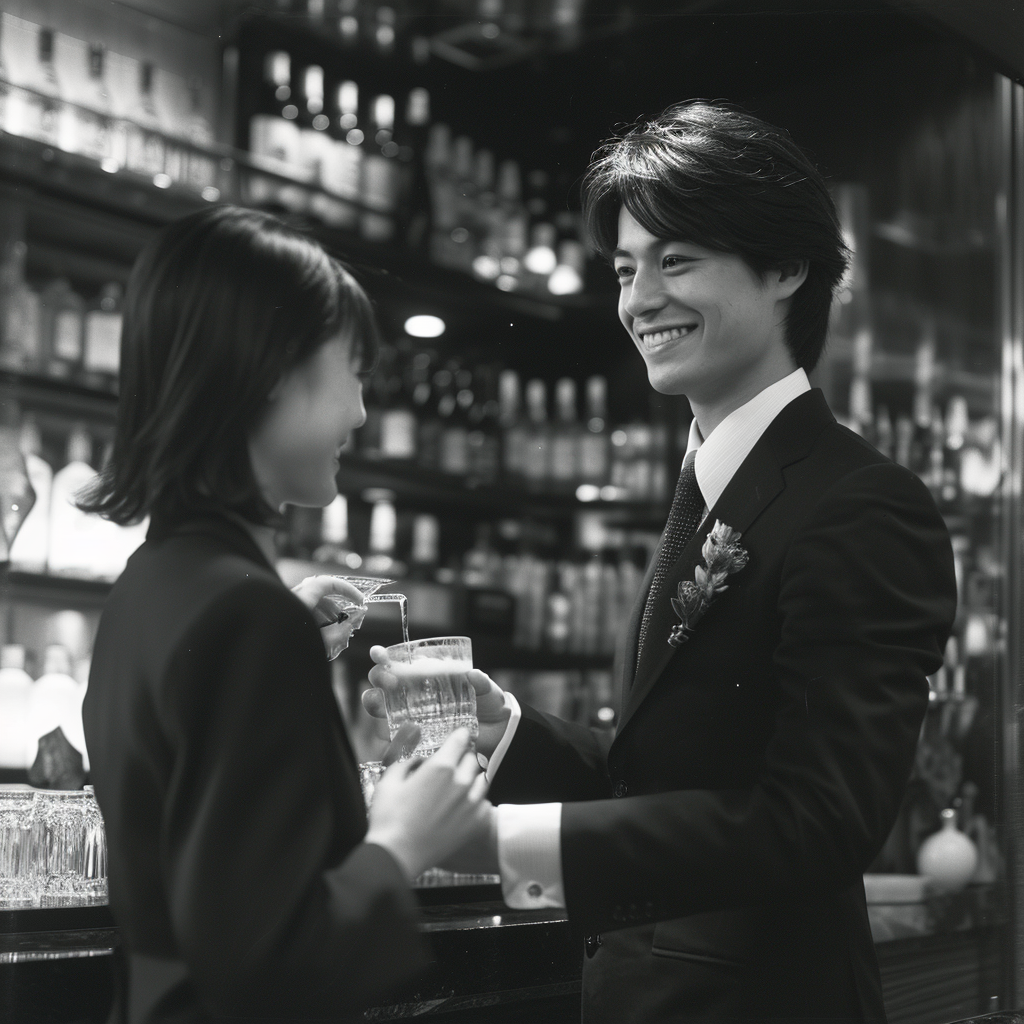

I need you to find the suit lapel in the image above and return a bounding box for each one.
[616,389,835,736]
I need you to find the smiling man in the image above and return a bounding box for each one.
[368,100,958,1023]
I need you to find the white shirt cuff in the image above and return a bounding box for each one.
[484,690,521,783]
[496,801,565,909]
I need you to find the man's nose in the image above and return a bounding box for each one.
[622,265,666,321]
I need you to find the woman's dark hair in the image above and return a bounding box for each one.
[79,205,379,527]
[582,99,849,372]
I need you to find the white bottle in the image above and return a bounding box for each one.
[9,413,52,573]
[26,643,88,771]
[47,424,101,577]
[0,643,33,769]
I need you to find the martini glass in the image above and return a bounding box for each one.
[319,576,409,644]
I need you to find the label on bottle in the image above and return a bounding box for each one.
[380,409,417,459]
[440,425,469,475]
[363,154,400,212]
[53,310,83,363]
[249,114,301,171]
[84,310,121,374]
[550,434,577,482]
[579,433,608,483]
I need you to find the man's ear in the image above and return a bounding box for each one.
[775,260,809,298]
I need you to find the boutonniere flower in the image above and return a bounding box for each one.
[668,521,749,647]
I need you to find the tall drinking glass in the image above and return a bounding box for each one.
[0,787,39,908]
[378,636,477,758]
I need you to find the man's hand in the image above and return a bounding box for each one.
[363,645,512,760]
[290,575,367,660]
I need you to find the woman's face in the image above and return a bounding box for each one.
[248,331,366,510]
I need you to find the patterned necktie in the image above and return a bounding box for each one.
[636,451,705,662]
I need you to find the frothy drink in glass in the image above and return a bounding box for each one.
[381,637,477,757]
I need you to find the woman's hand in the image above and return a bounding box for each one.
[290,575,367,660]
[364,728,494,881]
[363,645,512,760]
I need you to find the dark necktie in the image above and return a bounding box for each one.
[636,451,705,661]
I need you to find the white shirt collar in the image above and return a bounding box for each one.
[686,368,811,512]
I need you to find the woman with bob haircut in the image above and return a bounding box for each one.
[81,205,491,1024]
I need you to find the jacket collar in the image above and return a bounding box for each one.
[147,510,277,575]
[616,388,835,736]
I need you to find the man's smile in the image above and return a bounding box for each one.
[638,324,699,349]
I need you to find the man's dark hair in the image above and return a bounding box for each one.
[582,99,849,372]
[79,205,379,528]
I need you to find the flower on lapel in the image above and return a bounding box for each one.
[668,521,749,647]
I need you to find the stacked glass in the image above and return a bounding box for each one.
[0,785,107,908]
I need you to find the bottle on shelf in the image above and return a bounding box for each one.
[579,375,610,486]
[0,643,32,769]
[249,50,300,171]
[39,278,85,381]
[0,234,40,372]
[26,642,88,773]
[496,159,528,289]
[498,368,527,483]
[550,377,582,487]
[398,86,431,249]
[313,493,362,569]
[317,78,362,230]
[47,423,101,578]
[82,281,123,390]
[426,123,459,267]
[439,363,472,476]
[0,402,35,562]
[360,93,401,241]
[522,378,550,487]
[362,490,406,577]
[10,25,62,148]
[9,413,52,573]
[124,60,166,177]
[378,355,417,461]
[296,63,331,187]
[408,512,440,580]
[467,364,501,486]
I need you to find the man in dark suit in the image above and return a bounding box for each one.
[368,100,957,1022]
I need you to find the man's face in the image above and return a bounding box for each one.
[613,207,802,409]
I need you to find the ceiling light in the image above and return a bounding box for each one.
[404,314,445,337]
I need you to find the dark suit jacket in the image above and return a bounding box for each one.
[489,389,957,1023]
[83,513,428,1024]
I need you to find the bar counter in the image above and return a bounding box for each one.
[0,882,1015,1023]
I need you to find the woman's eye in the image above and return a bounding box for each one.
[663,255,690,269]
[614,264,634,279]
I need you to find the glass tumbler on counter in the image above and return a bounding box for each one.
[379,636,477,758]
[0,787,39,908]
[36,787,107,907]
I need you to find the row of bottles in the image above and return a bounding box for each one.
[4,411,147,580]
[284,493,651,655]
[490,667,617,731]
[245,47,587,294]
[0,250,124,391]
[0,643,89,771]
[0,13,217,193]
[355,352,672,502]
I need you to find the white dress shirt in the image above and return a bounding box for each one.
[488,368,813,909]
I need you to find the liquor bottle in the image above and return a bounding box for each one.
[83,282,123,390]
[0,236,40,372]
[550,377,581,485]
[9,413,51,573]
[0,644,32,769]
[39,278,84,381]
[418,364,452,472]
[319,79,362,230]
[522,378,550,487]
[545,564,572,653]
[47,424,100,578]
[580,375,610,485]
[548,239,586,295]
[409,512,440,580]
[467,364,501,486]
[471,149,501,283]
[124,60,166,177]
[379,358,417,460]
[296,64,330,186]
[498,368,527,482]
[408,351,438,470]
[448,135,478,272]
[426,124,459,267]
[313,494,363,569]
[439,363,472,475]
[874,406,894,461]
[497,159,528,289]
[942,395,968,509]
[249,50,300,172]
[17,26,61,147]
[26,643,88,772]
[360,93,401,241]
[399,87,431,249]
[462,523,502,588]
[363,492,406,577]
[74,41,114,162]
